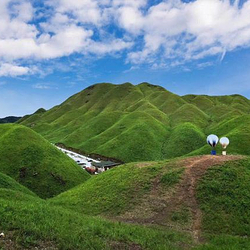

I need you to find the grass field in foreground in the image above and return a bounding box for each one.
[1,156,250,249]
[195,158,250,249]
[0,188,189,250]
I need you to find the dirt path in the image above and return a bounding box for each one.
[173,155,243,243]
[116,155,243,244]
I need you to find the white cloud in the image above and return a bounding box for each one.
[115,6,144,34]
[46,0,110,26]
[124,0,250,64]
[38,26,93,59]
[0,63,31,77]
[32,83,50,89]
[0,0,250,77]
[112,0,147,8]
[117,0,250,64]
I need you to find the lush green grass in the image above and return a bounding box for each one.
[160,167,184,186]
[197,158,250,236]
[49,162,164,216]
[50,159,188,216]
[19,82,250,162]
[162,123,206,159]
[170,104,209,128]
[194,235,250,250]
[0,188,189,250]
[1,155,250,249]
[196,158,250,249]
[0,156,191,250]
[0,124,90,199]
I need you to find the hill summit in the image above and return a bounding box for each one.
[19,82,250,162]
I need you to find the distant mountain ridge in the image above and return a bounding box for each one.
[0,116,21,124]
[19,82,250,162]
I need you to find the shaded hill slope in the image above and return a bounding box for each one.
[0,124,90,198]
[19,83,250,162]
[0,116,21,124]
[0,171,37,197]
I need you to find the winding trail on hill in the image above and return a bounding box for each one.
[176,155,243,243]
[117,155,243,244]
[155,155,243,243]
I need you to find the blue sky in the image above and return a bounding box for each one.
[0,0,250,117]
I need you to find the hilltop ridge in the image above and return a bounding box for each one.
[19,82,250,162]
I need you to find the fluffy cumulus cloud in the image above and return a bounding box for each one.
[125,0,250,64]
[0,0,250,76]
[0,63,31,77]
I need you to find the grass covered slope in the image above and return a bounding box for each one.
[19,82,250,162]
[198,159,250,235]
[162,123,206,159]
[0,157,189,250]
[0,192,188,250]
[49,155,249,249]
[0,157,189,249]
[50,158,189,219]
[0,124,90,198]
[49,162,164,216]
[196,157,250,249]
[1,155,250,249]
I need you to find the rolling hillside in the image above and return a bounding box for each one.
[19,82,250,162]
[1,155,250,249]
[49,155,250,249]
[0,124,90,198]
[0,186,188,250]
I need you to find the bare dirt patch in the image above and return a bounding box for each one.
[135,162,156,168]
[109,241,142,250]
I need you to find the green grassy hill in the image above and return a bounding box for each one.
[162,123,206,159]
[196,157,250,249]
[0,124,90,198]
[1,155,250,249]
[49,161,165,216]
[19,82,250,162]
[0,188,188,250]
[49,156,250,249]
